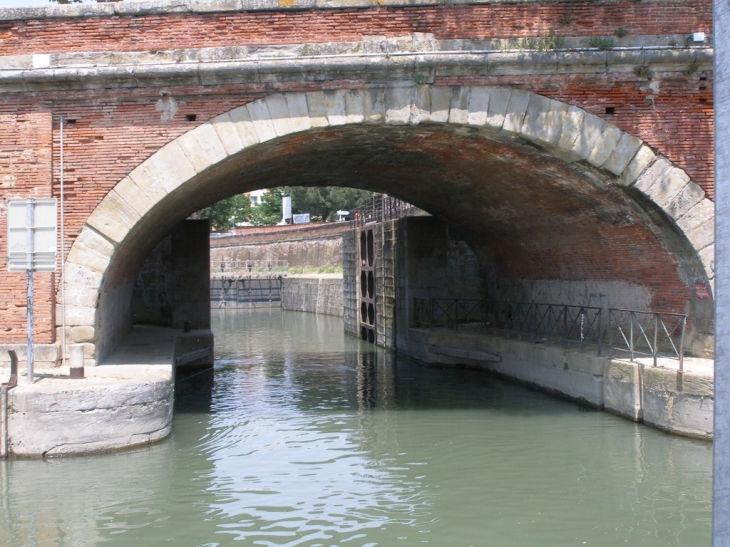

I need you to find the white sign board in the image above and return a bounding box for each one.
[7,198,58,272]
[293,213,310,225]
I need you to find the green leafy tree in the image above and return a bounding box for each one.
[283,186,374,221]
[249,188,284,226]
[198,194,252,231]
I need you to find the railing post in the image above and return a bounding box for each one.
[579,309,585,353]
[562,306,568,349]
[679,315,686,373]
[608,310,613,360]
[630,312,635,362]
[597,309,603,357]
[653,313,659,368]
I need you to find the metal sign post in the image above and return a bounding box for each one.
[7,198,57,384]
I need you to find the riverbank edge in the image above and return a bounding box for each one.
[404,328,714,441]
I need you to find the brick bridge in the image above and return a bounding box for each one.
[0,0,715,365]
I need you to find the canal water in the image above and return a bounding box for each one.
[0,309,712,546]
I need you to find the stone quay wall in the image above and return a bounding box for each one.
[281,275,344,317]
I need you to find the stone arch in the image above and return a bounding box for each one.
[63,85,714,364]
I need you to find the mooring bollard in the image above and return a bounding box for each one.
[69,344,84,379]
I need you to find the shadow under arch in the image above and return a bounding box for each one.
[63,85,715,364]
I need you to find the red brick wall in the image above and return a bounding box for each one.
[0,1,712,55]
[0,107,55,343]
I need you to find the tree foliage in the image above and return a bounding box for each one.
[198,186,375,229]
[283,186,374,221]
[197,194,251,231]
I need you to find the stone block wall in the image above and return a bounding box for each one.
[281,276,343,318]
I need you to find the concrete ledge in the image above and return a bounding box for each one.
[174,330,214,369]
[406,328,714,439]
[6,365,173,457]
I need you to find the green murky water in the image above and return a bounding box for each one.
[0,309,712,546]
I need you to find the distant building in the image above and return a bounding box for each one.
[247,189,268,206]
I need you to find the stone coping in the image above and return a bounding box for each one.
[0,46,712,94]
[0,0,676,21]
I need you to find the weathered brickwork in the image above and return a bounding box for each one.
[0,2,711,56]
[0,107,55,343]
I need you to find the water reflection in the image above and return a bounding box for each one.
[0,309,712,547]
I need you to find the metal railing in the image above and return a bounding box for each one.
[414,298,488,331]
[607,308,687,370]
[414,298,688,363]
[493,301,603,354]
[213,260,288,275]
[352,194,423,226]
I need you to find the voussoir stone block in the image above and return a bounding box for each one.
[447,86,470,125]
[228,105,261,149]
[153,140,199,192]
[264,93,296,137]
[343,89,365,125]
[588,124,623,167]
[428,85,453,123]
[520,93,552,143]
[385,86,412,125]
[183,122,227,171]
[66,242,111,276]
[127,164,168,206]
[305,91,331,128]
[411,85,432,124]
[572,111,607,160]
[210,112,245,156]
[557,105,585,153]
[86,189,141,245]
[73,226,115,259]
[363,87,386,124]
[677,198,715,251]
[502,89,531,134]
[286,93,313,132]
[485,86,511,130]
[324,89,348,126]
[699,243,715,280]
[615,144,657,187]
[114,176,154,219]
[466,86,490,126]
[666,181,706,222]
[602,132,642,175]
[246,100,277,142]
[643,166,691,211]
[634,157,672,196]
